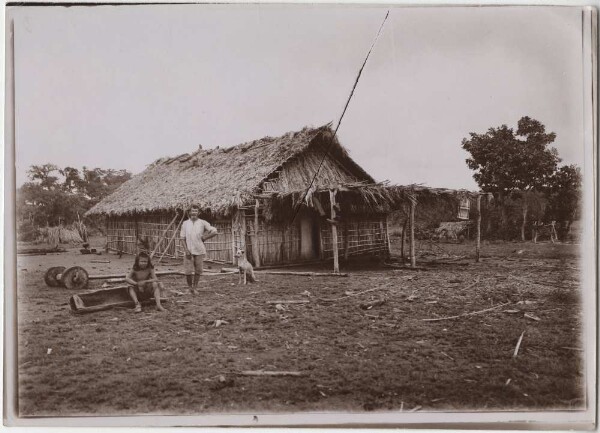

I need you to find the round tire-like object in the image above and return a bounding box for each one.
[44,266,66,287]
[61,266,89,290]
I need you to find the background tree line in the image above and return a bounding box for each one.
[17,164,132,240]
[462,116,582,241]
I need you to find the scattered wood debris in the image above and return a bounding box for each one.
[237,370,304,377]
[266,300,310,305]
[360,299,386,310]
[513,331,525,359]
[423,301,511,322]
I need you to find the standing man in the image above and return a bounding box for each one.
[180,205,218,294]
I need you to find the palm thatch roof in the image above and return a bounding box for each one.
[86,124,374,217]
[258,181,481,220]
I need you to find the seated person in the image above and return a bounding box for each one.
[125,252,166,313]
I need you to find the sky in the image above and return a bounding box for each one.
[9,4,586,189]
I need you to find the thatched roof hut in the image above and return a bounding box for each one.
[87,124,480,269]
[87,124,373,218]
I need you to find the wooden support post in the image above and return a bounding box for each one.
[476,194,482,263]
[401,217,407,260]
[343,222,350,261]
[252,199,261,268]
[317,219,324,260]
[330,190,340,273]
[231,216,236,264]
[409,199,416,268]
[385,218,392,257]
[239,209,247,251]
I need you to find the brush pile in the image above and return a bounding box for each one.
[40,225,85,248]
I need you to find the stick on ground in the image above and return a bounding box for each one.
[266,300,310,305]
[422,301,511,322]
[513,331,525,359]
[237,370,304,377]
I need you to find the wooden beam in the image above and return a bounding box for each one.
[251,199,261,268]
[476,194,482,263]
[239,208,247,251]
[231,216,236,265]
[343,222,350,261]
[409,199,416,268]
[330,189,340,273]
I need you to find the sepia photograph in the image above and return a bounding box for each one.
[4,2,597,428]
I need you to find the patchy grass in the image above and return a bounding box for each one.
[15,238,585,416]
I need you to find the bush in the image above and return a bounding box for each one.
[17,220,40,242]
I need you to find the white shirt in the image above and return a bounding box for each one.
[180,218,217,256]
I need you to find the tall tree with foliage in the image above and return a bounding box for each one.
[461,117,560,239]
[546,164,582,239]
[17,164,132,229]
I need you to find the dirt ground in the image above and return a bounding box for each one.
[14,236,585,416]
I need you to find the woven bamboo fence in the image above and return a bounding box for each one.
[321,215,389,259]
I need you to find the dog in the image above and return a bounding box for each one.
[235,248,257,285]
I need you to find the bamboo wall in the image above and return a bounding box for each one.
[106,209,389,266]
[106,215,235,263]
[320,215,389,259]
[245,217,301,266]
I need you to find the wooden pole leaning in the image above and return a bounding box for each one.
[156,212,186,264]
[149,212,180,259]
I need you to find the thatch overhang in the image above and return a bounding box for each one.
[256,181,481,221]
[86,124,373,218]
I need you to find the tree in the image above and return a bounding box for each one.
[462,116,560,239]
[17,164,132,228]
[546,164,582,239]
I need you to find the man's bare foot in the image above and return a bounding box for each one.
[156,305,166,312]
[133,303,142,313]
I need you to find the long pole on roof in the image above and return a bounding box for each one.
[290,10,390,225]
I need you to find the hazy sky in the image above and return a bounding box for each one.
[9,4,585,189]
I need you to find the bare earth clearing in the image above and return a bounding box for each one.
[15,237,584,416]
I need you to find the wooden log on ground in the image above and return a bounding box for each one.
[266,300,310,305]
[89,270,185,280]
[257,271,348,277]
[422,301,511,322]
[237,370,305,377]
[382,263,428,271]
[18,247,66,254]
